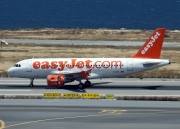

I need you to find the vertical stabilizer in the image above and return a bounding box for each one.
[131,28,166,59]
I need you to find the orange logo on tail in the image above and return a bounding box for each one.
[131,28,166,59]
[141,32,161,54]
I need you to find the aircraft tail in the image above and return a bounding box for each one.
[131,28,166,59]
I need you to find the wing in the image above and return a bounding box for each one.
[50,69,93,79]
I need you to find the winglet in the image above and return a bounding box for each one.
[131,28,166,59]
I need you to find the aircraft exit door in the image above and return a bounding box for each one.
[26,60,32,72]
[127,60,133,71]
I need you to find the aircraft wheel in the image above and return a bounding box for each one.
[85,80,91,87]
[29,78,34,87]
[78,83,85,89]
[29,84,34,87]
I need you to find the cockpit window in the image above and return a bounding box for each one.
[14,64,18,67]
[14,64,21,67]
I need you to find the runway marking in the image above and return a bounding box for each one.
[0,107,124,112]
[0,83,46,84]
[102,81,180,83]
[3,112,126,128]
[1,81,179,83]
[99,110,127,114]
[0,90,31,91]
[122,110,180,115]
[0,120,5,129]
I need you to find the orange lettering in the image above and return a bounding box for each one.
[95,61,101,68]
[33,61,40,69]
[67,59,76,69]
[111,61,122,69]
[76,61,84,69]
[51,61,58,69]
[58,61,67,71]
[102,61,110,68]
[85,60,92,69]
[32,59,123,71]
[41,61,49,69]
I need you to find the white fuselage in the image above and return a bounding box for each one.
[7,58,170,79]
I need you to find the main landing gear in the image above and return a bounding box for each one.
[78,80,91,89]
[29,78,34,87]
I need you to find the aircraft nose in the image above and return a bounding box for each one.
[7,67,14,76]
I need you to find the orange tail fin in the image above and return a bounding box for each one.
[131,28,166,59]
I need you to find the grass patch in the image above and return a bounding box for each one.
[0,28,180,42]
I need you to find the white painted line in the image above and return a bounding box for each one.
[0,81,45,82]
[0,90,31,91]
[3,94,42,96]
[0,83,46,84]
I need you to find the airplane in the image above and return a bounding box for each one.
[7,28,170,89]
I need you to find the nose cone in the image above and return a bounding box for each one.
[7,67,14,76]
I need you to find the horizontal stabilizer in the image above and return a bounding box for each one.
[143,61,162,67]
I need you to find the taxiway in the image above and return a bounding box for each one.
[0,78,180,96]
[0,99,180,129]
[4,39,180,47]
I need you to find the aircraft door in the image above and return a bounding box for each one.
[26,60,32,72]
[127,60,133,71]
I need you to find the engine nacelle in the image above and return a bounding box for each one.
[47,75,66,86]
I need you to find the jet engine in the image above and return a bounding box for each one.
[47,75,74,86]
[47,75,66,86]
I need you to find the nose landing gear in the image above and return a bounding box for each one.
[29,78,34,87]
